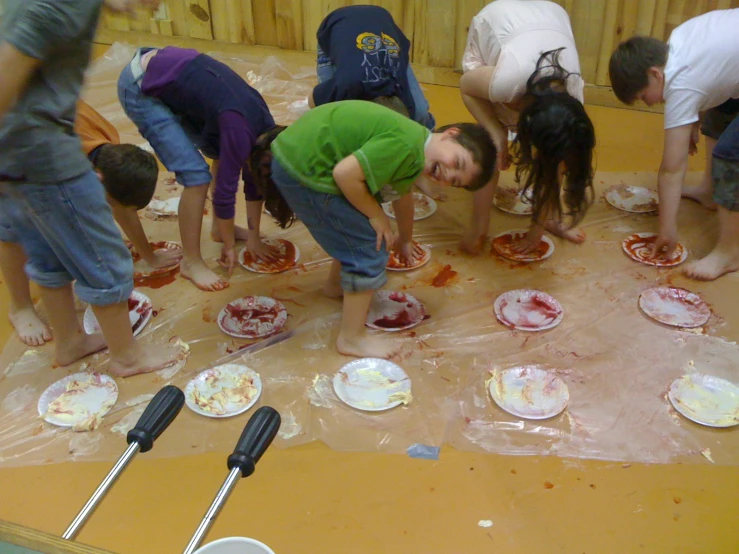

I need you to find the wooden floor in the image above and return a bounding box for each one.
[0,46,736,554]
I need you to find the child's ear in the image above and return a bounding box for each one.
[442,127,460,139]
[95,169,105,183]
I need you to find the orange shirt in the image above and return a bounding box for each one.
[75,100,120,156]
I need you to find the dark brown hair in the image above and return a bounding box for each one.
[609,36,668,105]
[95,144,158,210]
[249,125,295,228]
[436,123,496,191]
[512,48,595,227]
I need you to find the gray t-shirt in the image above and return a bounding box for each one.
[0,0,102,183]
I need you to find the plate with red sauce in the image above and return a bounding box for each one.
[217,296,288,339]
[605,185,658,213]
[639,286,711,328]
[494,289,564,331]
[492,229,554,263]
[333,358,412,412]
[493,186,533,215]
[386,241,431,271]
[238,238,300,274]
[366,291,426,332]
[488,365,570,419]
[83,290,152,337]
[622,232,688,267]
[382,192,437,221]
[129,241,182,279]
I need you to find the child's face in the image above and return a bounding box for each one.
[424,129,479,188]
[634,67,665,107]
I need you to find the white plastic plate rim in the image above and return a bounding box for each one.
[184,364,263,419]
[332,358,411,412]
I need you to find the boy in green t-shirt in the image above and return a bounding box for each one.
[257,100,495,359]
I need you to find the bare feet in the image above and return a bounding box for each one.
[322,280,343,298]
[9,307,52,346]
[681,184,717,210]
[544,220,586,244]
[56,332,107,366]
[336,333,399,359]
[109,342,188,378]
[683,248,739,281]
[181,258,229,291]
[211,224,250,242]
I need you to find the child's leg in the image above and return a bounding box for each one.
[336,290,397,359]
[681,135,717,209]
[0,240,52,346]
[118,55,227,292]
[322,259,343,298]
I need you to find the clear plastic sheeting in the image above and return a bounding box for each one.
[1,44,738,468]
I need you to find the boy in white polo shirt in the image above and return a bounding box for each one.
[609,9,739,281]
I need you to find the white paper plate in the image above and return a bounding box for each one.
[668,374,739,428]
[492,229,554,262]
[639,287,711,328]
[333,358,412,412]
[488,366,570,419]
[386,242,431,271]
[382,193,437,221]
[494,289,564,331]
[83,290,152,336]
[605,185,658,213]
[38,372,118,429]
[622,232,688,267]
[185,364,262,418]
[148,197,180,216]
[131,241,182,279]
[238,239,300,274]
[217,296,288,339]
[366,290,426,332]
[493,186,533,215]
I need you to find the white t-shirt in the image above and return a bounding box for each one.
[462,0,584,124]
[663,9,739,130]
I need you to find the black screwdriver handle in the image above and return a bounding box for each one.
[127,385,185,453]
[227,406,281,477]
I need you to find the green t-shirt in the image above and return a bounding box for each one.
[272,100,429,199]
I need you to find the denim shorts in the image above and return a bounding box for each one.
[118,49,212,187]
[0,171,134,305]
[708,100,739,211]
[271,158,388,293]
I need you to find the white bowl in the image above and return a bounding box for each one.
[194,537,275,554]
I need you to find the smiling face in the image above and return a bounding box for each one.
[633,67,665,107]
[423,128,481,189]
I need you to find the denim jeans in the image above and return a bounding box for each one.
[316,46,436,130]
[118,49,212,187]
[0,171,134,305]
[271,157,388,293]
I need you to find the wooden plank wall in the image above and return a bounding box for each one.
[100,0,739,88]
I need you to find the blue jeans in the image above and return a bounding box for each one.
[118,49,212,187]
[271,158,388,293]
[707,100,739,211]
[317,46,436,130]
[0,172,134,305]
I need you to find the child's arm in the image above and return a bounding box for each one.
[652,124,692,258]
[391,194,418,264]
[460,176,497,255]
[109,201,181,268]
[333,155,397,251]
[0,43,41,121]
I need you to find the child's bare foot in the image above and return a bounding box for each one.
[336,333,399,359]
[681,184,717,210]
[322,281,343,298]
[56,332,107,366]
[211,224,250,242]
[181,259,229,291]
[109,342,188,378]
[544,220,586,244]
[9,307,52,346]
[683,247,739,281]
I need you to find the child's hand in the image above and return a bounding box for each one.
[651,229,678,260]
[146,247,183,269]
[513,226,544,254]
[459,231,486,256]
[397,240,425,266]
[369,214,397,252]
[247,236,280,262]
[217,245,236,277]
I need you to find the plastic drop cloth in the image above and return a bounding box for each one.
[1,44,738,468]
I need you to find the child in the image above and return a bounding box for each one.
[0,100,178,346]
[259,100,495,359]
[118,46,281,291]
[459,0,595,255]
[609,9,739,280]
[310,5,436,130]
[0,0,184,377]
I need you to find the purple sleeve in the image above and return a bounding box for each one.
[212,111,257,220]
